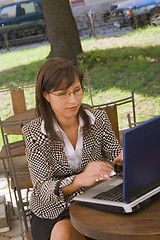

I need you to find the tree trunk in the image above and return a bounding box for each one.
[41,0,82,63]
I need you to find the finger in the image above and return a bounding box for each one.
[101,163,114,173]
[113,158,123,166]
[89,162,114,178]
[95,164,114,178]
[113,151,123,166]
[100,162,114,170]
[95,174,111,182]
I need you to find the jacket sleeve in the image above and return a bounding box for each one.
[22,123,84,205]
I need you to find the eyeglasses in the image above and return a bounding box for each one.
[50,87,83,99]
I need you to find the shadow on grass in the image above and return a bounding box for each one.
[0,59,45,89]
[80,45,160,97]
[0,45,160,97]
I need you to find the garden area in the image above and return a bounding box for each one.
[0,25,160,147]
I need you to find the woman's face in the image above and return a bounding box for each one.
[43,76,83,123]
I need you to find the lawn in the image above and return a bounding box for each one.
[0,25,160,147]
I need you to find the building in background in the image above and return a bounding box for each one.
[0,0,21,7]
[0,0,122,8]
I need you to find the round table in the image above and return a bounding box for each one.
[70,198,160,240]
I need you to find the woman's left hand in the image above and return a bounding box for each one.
[113,150,123,166]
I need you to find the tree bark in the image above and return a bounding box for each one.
[41,0,82,63]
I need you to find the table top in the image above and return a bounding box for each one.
[3,108,36,135]
[70,198,160,240]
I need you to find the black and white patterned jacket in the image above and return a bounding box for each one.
[22,109,122,219]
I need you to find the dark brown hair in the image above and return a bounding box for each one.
[35,57,91,142]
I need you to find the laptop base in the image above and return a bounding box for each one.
[75,192,160,214]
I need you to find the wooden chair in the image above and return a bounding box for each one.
[89,104,120,142]
[0,110,35,210]
[0,118,33,240]
[85,91,136,145]
[0,139,26,214]
[4,135,33,240]
[0,118,25,214]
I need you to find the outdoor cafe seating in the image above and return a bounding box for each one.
[0,88,35,239]
[0,86,136,240]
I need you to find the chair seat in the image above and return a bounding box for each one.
[0,140,25,159]
[11,167,33,190]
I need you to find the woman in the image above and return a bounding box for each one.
[22,57,123,240]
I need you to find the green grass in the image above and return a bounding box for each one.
[0,44,50,88]
[0,26,160,147]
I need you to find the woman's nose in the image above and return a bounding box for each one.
[68,92,77,102]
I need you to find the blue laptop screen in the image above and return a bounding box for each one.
[123,116,160,203]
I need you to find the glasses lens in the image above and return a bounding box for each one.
[59,93,69,99]
[75,88,83,96]
[59,88,83,99]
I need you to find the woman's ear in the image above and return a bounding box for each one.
[43,91,49,102]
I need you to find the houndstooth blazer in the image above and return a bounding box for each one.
[22,109,122,219]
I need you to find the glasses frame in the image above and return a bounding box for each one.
[49,87,83,99]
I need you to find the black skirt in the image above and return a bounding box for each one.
[30,208,94,240]
[30,208,70,240]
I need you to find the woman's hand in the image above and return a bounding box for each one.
[75,161,114,188]
[62,153,123,197]
[113,150,123,166]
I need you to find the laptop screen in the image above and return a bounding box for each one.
[123,116,160,203]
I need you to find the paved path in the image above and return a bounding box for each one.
[0,175,27,240]
[0,24,132,53]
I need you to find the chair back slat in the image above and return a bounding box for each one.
[105,105,119,142]
[83,91,136,145]
[10,89,26,114]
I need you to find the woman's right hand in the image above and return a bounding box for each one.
[75,161,114,188]
[62,161,115,197]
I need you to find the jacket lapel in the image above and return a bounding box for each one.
[51,140,72,174]
[78,128,95,172]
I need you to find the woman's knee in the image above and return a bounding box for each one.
[50,218,71,240]
[50,218,86,240]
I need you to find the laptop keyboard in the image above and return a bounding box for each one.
[93,183,125,202]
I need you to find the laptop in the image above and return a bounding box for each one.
[74,115,160,213]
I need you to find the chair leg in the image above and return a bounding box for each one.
[127,113,132,128]
[26,188,29,209]
[2,159,15,215]
[12,184,29,231]
[13,188,25,240]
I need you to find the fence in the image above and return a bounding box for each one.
[0,2,127,50]
[0,20,47,50]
